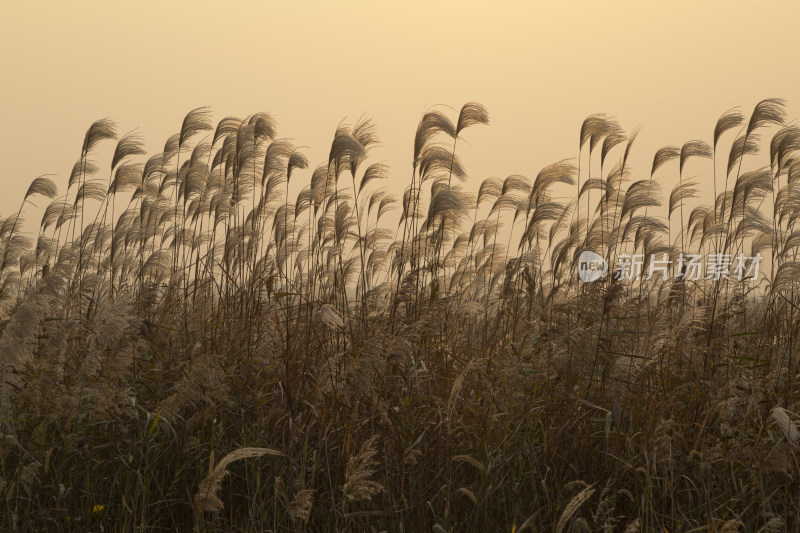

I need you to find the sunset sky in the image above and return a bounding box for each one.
[1,0,798,216]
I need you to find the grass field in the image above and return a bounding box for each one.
[1,100,799,531]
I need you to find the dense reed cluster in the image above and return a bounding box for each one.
[2,99,800,531]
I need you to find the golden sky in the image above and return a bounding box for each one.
[1,0,798,215]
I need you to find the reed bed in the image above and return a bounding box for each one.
[1,100,799,531]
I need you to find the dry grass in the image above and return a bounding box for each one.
[1,100,800,531]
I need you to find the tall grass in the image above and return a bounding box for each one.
[1,100,800,531]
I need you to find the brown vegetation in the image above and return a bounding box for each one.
[1,100,799,531]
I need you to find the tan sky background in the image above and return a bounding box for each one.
[1,0,798,222]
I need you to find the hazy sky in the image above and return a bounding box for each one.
[1,0,798,218]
